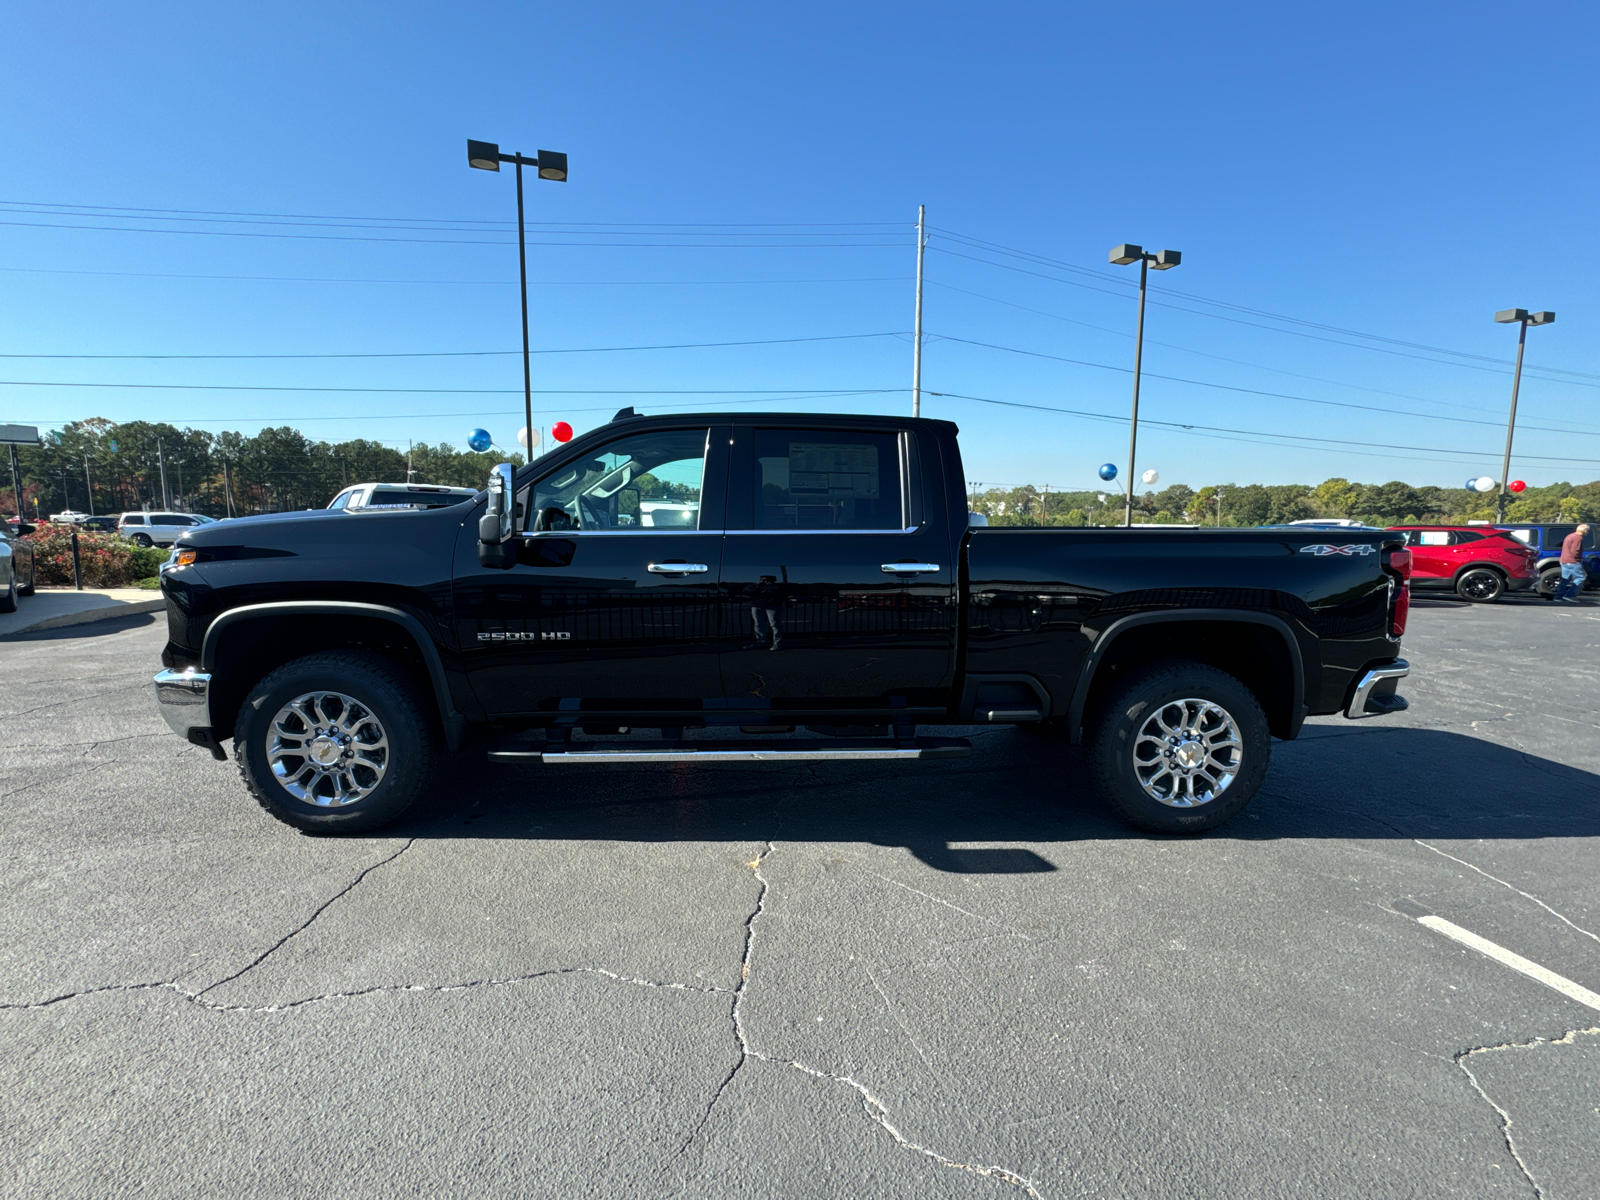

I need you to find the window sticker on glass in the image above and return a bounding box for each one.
[754,429,902,529]
[788,443,880,499]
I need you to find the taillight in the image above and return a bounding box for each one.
[1385,548,1411,639]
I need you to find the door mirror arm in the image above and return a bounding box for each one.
[478,463,519,569]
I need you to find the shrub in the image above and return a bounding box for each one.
[23,524,151,588]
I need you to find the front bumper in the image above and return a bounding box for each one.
[1345,659,1409,719]
[152,668,226,759]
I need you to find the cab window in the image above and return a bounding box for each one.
[528,428,709,533]
[752,429,905,530]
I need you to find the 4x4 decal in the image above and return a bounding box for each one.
[1299,544,1377,556]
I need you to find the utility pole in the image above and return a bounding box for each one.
[222,459,236,518]
[157,438,171,510]
[8,443,23,522]
[912,205,926,418]
[1041,484,1049,527]
[407,441,415,482]
[83,454,94,517]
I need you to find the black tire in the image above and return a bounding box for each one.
[1088,660,1270,834]
[1536,567,1561,599]
[234,651,436,834]
[0,576,15,614]
[132,533,153,548]
[1455,567,1504,602]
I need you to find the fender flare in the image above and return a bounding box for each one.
[202,600,466,749]
[1066,607,1306,743]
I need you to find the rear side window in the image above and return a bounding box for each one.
[1452,530,1484,544]
[752,429,904,530]
[152,514,189,526]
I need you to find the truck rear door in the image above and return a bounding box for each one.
[717,423,957,718]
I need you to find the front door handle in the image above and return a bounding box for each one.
[881,562,941,574]
[648,562,710,574]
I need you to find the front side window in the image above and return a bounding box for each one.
[753,429,904,530]
[528,428,709,533]
[122,514,145,526]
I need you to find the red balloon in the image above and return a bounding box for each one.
[552,421,573,443]
[1508,479,1526,493]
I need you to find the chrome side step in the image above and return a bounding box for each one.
[488,737,971,764]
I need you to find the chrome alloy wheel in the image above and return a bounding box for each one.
[266,690,390,807]
[1132,697,1243,807]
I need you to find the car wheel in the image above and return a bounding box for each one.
[132,533,153,548]
[1456,568,1505,602]
[1536,566,1561,599]
[0,576,15,614]
[1087,660,1270,834]
[234,651,437,834]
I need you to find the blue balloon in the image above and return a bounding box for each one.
[1465,479,1476,491]
[468,428,493,453]
[1098,463,1118,481]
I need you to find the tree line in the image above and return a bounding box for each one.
[3,418,525,519]
[972,477,1600,528]
[5,416,1597,527]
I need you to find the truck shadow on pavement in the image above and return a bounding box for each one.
[390,725,1600,873]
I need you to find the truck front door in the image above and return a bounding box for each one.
[455,425,728,718]
[717,424,957,719]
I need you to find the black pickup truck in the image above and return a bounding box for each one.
[153,410,1411,835]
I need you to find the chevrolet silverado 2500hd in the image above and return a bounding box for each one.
[153,411,1411,834]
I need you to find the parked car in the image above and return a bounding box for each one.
[118,511,218,548]
[153,410,1412,837]
[1493,523,1599,597]
[0,520,38,612]
[48,509,89,525]
[327,483,478,511]
[1387,524,1537,601]
[80,515,120,533]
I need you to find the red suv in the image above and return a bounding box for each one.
[1387,525,1538,602]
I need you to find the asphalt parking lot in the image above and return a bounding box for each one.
[3,596,1597,1199]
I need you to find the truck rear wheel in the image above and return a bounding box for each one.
[1087,661,1269,834]
[234,651,436,834]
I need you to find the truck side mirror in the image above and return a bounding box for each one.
[477,463,518,568]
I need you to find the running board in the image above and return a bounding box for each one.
[488,737,971,764]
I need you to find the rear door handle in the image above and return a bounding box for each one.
[881,562,941,574]
[648,562,710,574]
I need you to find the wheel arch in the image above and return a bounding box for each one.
[1451,562,1508,584]
[201,601,465,749]
[1067,609,1305,745]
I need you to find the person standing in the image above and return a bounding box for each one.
[1553,523,1591,603]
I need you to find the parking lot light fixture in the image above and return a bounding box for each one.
[467,137,571,462]
[1109,244,1182,526]
[1492,306,1555,522]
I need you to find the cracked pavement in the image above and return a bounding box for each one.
[2,598,1597,1197]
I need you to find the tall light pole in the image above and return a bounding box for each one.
[83,453,95,517]
[1492,308,1555,522]
[1109,244,1181,526]
[468,139,569,460]
[912,205,926,417]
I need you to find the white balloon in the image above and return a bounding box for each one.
[1473,475,1495,493]
[1142,469,1159,485]
[517,426,540,449]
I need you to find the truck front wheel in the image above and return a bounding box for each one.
[1088,661,1270,834]
[234,651,437,834]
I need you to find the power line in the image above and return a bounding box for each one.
[930,224,1600,384]
[0,331,909,361]
[926,390,1600,466]
[0,265,909,287]
[0,218,908,249]
[2,199,909,229]
[927,243,1592,388]
[930,332,1600,438]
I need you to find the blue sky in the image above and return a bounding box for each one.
[2,1,1597,491]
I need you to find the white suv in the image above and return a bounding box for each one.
[327,483,478,511]
[118,511,217,547]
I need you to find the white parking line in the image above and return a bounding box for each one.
[1415,914,1600,1012]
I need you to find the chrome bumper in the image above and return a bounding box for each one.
[153,668,212,737]
[1345,659,1409,719]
